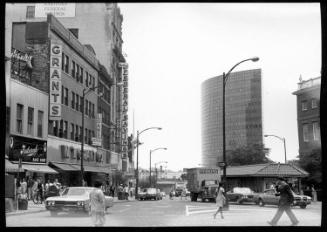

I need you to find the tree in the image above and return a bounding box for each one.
[298,148,322,188]
[226,143,272,166]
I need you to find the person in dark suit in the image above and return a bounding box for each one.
[267,177,299,226]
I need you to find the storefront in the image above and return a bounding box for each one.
[8,135,57,180]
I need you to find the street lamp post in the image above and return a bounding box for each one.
[81,86,103,186]
[264,134,287,163]
[221,57,259,186]
[149,147,167,187]
[135,127,162,197]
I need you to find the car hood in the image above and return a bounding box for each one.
[46,195,88,201]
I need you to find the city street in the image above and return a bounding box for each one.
[6,197,321,227]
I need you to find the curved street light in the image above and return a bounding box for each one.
[149,147,167,187]
[221,57,259,187]
[135,127,162,197]
[264,134,287,163]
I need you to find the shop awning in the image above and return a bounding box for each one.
[50,162,80,171]
[84,166,110,174]
[50,162,110,173]
[5,159,24,172]
[22,164,58,174]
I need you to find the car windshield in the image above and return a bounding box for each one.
[233,187,253,194]
[147,188,156,194]
[62,188,88,196]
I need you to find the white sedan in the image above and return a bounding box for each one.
[45,187,114,216]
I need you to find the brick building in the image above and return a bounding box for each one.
[292,76,321,156]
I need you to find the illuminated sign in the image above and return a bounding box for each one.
[8,136,47,163]
[96,113,103,139]
[49,42,62,120]
[35,3,76,18]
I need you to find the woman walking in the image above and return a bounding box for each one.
[213,182,225,219]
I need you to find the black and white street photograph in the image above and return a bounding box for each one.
[4,2,323,228]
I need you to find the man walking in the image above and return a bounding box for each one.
[267,177,299,226]
[89,181,106,227]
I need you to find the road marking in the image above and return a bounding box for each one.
[118,208,130,213]
[186,205,275,216]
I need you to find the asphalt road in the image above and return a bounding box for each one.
[6,197,322,227]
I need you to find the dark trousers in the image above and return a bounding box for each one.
[271,205,298,224]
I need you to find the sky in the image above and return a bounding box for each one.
[119,3,321,171]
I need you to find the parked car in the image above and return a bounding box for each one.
[137,189,147,200]
[45,187,114,216]
[254,188,311,209]
[226,187,257,204]
[160,192,166,198]
[139,188,161,200]
[185,189,191,197]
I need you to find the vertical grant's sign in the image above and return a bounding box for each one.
[49,42,62,120]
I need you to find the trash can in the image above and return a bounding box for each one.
[18,199,28,210]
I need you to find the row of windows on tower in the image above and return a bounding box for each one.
[61,85,95,119]
[16,103,44,138]
[49,120,95,145]
[61,52,96,89]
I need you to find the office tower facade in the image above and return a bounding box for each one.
[201,69,263,167]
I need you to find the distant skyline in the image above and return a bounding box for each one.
[119,3,321,171]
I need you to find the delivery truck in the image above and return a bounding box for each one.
[185,167,221,202]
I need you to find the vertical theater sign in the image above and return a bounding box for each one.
[119,63,129,161]
[49,41,62,120]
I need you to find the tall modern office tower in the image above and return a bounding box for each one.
[201,69,263,167]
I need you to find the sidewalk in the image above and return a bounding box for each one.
[6,196,135,217]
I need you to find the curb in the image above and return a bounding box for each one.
[6,199,136,216]
[6,208,46,217]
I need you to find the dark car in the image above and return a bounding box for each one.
[44,185,60,200]
[226,187,257,204]
[254,188,311,209]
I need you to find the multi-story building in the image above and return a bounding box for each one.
[292,76,321,157]
[5,3,133,185]
[201,69,263,167]
[7,13,113,186]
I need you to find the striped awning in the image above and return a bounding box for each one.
[22,163,58,174]
[50,162,80,171]
[50,162,110,173]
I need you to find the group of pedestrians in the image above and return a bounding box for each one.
[17,177,62,202]
[212,177,300,226]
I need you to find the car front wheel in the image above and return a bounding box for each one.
[258,199,265,207]
[300,204,307,209]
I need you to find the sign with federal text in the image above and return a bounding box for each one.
[49,42,62,120]
[119,63,129,159]
[35,3,76,18]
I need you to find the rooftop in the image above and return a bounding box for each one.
[226,163,308,177]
